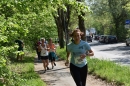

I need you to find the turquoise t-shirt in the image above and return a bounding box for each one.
[67,40,91,67]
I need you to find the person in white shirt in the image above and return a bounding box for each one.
[39,38,49,73]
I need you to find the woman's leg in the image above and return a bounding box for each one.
[53,57,56,66]
[80,64,88,86]
[42,60,46,71]
[38,51,41,60]
[49,53,54,69]
[17,53,20,61]
[49,59,54,69]
[45,58,49,70]
[51,57,56,69]
[70,63,82,86]
[20,54,23,61]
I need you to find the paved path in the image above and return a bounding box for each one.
[34,58,111,86]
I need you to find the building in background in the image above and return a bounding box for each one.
[86,28,96,37]
[86,30,90,36]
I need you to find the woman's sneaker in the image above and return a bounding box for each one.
[52,66,54,69]
[47,67,49,70]
[54,63,56,66]
[43,70,46,73]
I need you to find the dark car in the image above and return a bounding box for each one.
[86,36,92,42]
[99,35,106,43]
[104,35,117,43]
[94,35,100,40]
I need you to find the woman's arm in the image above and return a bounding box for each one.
[80,49,94,59]
[38,45,42,52]
[53,43,56,52]
[65,51,70,66]
[87,49,94,56]
[53,43,56,50]
[67,51,70,61]
[46,44,50,51]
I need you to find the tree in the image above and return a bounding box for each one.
[86,0,112,35]
[52,1,71,48]
[108,0,130,41]
[77,0,86,40]
[52,0,90,48]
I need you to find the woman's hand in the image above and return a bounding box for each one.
[65,59,69,66]
[80,54,87,59]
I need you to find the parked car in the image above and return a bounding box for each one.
[126,38,130,46]
[104,35,118,43]
[86,35,92,42]
[94,35,100,40]
[99,35,106,43]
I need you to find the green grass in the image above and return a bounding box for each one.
[56,47,67,60]
[56,47,130,86]
[8,52,46,86]
[87,58,130,86]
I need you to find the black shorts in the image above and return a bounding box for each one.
[41,56,49,60]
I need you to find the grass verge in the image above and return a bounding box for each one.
[56,47,130,86]
[8,52,46,86]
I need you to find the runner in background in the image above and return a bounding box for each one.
[35,39,41,61]
[48,38,57,69]
[15,37,24,61]
[39,38,49,73]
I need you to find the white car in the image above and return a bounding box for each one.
[126,38,130,46]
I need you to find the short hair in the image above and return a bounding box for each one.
[40,38,45,41]
[49,38,52,41]
[70,28,84,37]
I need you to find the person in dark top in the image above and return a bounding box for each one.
[35,40,41,61]
[15,37,24,61]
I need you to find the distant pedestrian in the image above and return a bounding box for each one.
[39,38,49,73]
[65,28,94,86]
[48,38,57,69]
[15,37,24,61]
[35,39,41,61]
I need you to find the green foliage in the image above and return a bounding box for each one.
[56,46,66,60]
[0,0,89,85]
[85,0,112,34]
[0,56,21,86]
[7,53,46,86]
[124,2,130,12]
[88,58,130,86]
[85,0,130,41]
[0,3,58,85]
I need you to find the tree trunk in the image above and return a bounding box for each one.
[78,11,86,41]
[53,5,71,48]
[63,5,71,51]
[78,15,86,40]
[53,8,64,48]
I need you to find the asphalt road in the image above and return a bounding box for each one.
[88,40,130,66]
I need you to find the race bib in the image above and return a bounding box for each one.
[41,49,48,56]
[74,56,84,64]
